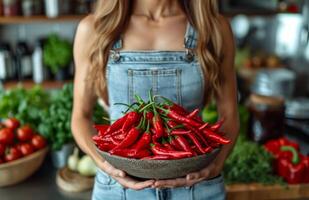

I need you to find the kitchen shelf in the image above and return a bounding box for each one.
[0,15,85,24]
[2,80,72,90]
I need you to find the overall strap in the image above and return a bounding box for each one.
[184,23,197,62]
[112,38,123,50]
[184,22,198,50]
[110,38,122,62]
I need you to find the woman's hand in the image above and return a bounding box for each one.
[94,155,155,190]
[153,162,222,188]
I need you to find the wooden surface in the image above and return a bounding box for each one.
[226,183,309,200]
[0,15,84,24]
[3,80,72,90]
[56,167,94,193]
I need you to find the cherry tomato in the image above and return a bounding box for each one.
[0,157,5,164]
[17,125,34,142]
[0,128,15,145]
[5,147,22,162]
[19,143,34,156]
[0,144,6,156]
[3,118,20,130]
[31,135,46,150]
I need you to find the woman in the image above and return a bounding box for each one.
[72,0,239,199]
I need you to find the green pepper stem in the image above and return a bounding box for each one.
[139,102,155,112]
[281,146,300,164]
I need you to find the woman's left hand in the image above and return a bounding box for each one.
[153,162,222,188]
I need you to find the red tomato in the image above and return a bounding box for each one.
[31,135,46,150]
[17,125,34,142]
[0,128,15,145]
[0,144,6,156]
[19,143,34,156]
[3,118,20,130]
[0,157,5,164]
[5,147,21,162]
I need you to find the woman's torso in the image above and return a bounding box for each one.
[106,20,205,120]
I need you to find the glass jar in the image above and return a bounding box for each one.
[247,94,285,143]
[3,0,19,16]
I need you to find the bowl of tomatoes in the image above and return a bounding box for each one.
[0,118,48,187]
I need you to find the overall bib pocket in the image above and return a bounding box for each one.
[127,68,182,105]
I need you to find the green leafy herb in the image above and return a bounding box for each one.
[0,85,50,127]
[43,34,73,74]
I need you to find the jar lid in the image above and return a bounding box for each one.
[251,69,296,98]
[249,94,285,107]
[285,98,309,119]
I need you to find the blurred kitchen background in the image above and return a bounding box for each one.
[0,0,309,200]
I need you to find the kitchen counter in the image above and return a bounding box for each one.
[0,156,92,200]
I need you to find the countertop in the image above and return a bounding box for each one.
[0,156,92,200]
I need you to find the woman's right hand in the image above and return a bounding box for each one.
[93,154,155,190]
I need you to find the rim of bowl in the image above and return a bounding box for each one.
[97,147,221,162]
[0,147,49,169]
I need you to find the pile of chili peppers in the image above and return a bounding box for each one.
[93,93,231,160]
[264,137,309,184]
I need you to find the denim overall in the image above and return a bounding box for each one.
[92,23,226,200]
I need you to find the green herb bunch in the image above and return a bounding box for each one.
[0,85,50,127]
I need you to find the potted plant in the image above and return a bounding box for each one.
[38,83,108,168]
[43,34,73,81]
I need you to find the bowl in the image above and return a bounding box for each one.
[97,148,220,179]
[0,147,49,187]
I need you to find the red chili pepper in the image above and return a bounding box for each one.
[166,109,201,127]
[150,144,193,159]
[168,104,188,115]
[112,133,126,140]
[93,124,110,136]
[110,136,121,145]
[167,120,178,129]
[210,120,224,132]
[111,127,140,152]
[204,146,213,153]
[111,149,151,159]
[146,111,154,120]
[187,109,199,119]
[202,129,230,145]
[105,113,129,135]
[187,132,205,154]
[198,122,210,131]
[170,129,191,135]
[122,111,140,132]
[186,108,203,123]
[162,140,175,151]
[132,121,152,151]
[277,146,307,184]
[174,135,196,155]
[152,112,164,139]
[98,142,116,152]
[184,123,209,146]
[168,136,183,150]
[143,155,172,160]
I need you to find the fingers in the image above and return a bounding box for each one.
[186,169,210,181]
[154,178,187,188]
[100,160,126,178]
[115,176,155,190]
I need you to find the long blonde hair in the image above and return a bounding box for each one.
[88,0,223,104]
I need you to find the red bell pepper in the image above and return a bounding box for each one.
[277,146,308,184]
[264,137,299,159]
